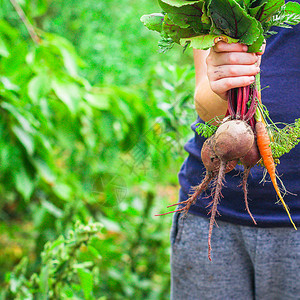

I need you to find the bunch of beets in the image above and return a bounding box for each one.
[159,85,269,261]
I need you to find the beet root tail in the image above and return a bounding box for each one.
[208,161,226,261]
[242,167,257,225]
[156,173,214,217]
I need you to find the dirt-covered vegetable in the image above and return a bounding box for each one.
[142,0,300,260]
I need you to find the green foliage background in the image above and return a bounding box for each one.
[0,0,196,298]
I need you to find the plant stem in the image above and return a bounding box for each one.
[245,87,258,121]
[227,89,235,117]
[236,87,242,119]
[241,86,248,118]
[9,0,40,44]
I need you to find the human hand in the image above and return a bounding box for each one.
[206,41,265,100]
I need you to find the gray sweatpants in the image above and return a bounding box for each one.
[171,212,300,300]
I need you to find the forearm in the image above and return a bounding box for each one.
[193,49,228,122]
[194,77,227,122]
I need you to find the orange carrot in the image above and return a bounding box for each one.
[255,121,297,230]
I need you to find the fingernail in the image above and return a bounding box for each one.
[243,45,248,52]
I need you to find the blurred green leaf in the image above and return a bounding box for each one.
[32,158,56,184]
[84,93,110,110]
[51,78,81,114]
[28,74,51,103]
[52,182,72,201]
[0,34,9,57]
[1,102,33,132]
[41,199,63,218]
[44,32,85,76]
[28,0,48,18]
[39,265,49,298]
[12,126,34,155]
[0,19,19,40]
[0,76,19,91]
[14,165,34,201]
[78,268,93,300]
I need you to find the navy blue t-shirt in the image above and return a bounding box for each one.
[179,16,300,227]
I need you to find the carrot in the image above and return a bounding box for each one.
[255,121,297,230]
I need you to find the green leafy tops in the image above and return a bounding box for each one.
[141,0,300,52]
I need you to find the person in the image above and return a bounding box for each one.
[170,19,300,300]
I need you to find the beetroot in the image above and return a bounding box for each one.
[214,120,254,161]
[240,139,261,168]
[156,117,259,261]
[201,136,238,174]
[201,137,220,173]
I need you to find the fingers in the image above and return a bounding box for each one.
[209,76,256,97]
[208,65,260,81]
[213,41,248,53]
[207,49,258,66]
[214,40,266,55]
[205,41,265,100]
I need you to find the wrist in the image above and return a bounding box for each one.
[195,80,228,122]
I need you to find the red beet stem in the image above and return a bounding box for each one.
[249,117,255,130]
[244,90,258,121]
[240,86,248,119]
[227,89,236,117]
[225,108,230,118]
[236,87,242,119]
